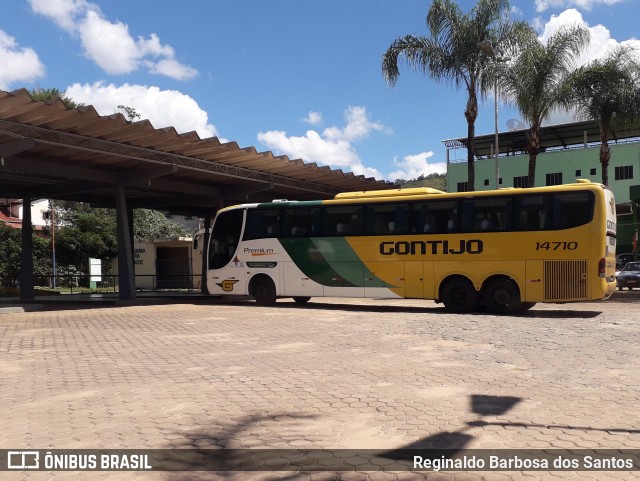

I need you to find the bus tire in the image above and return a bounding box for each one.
[293,296,311,304]
[251,276,277,306]
[483,278,522,314]
[441,278,480,313]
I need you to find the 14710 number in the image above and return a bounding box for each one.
[535,241,578,251]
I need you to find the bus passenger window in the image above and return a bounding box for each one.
[326,206,363,236]
[515,195,549,231]
[412,201,457,234]
[552,192,593,229]
[283,207,322,237]
[244,209,281,240]
[463,197,512,232]
[365,204,408,235]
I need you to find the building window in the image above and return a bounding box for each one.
[513,176,528,188]
[484,179,489,186]
[185,216,194,220]
[498,177,503,185]
[457,182,468,192]
[615,165,634,180]
[590,168,596,175]
[546,172,563,186]
[575,169,581,177]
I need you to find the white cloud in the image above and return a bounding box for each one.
[29,0,90,32]
[534,0,624,12]
[65,82,219,139]
[0,30,45,89]
[388,151,447,182]
[28,0,197,80]
[536,9,640,124]
[302,111,322,125]
[258,106,387,179]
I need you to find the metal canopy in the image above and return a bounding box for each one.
[443,120,640,159]
[0,89,390,216]
[0,88,391,301]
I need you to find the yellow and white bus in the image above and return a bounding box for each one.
[206,180,617,313]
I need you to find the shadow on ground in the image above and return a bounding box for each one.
[160,393,640,477]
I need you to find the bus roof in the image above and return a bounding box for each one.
[215,180,607,213]
[335,187,445,199]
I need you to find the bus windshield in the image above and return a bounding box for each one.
[208,209,243,269]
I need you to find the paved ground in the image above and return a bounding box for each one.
[1,293,639,480]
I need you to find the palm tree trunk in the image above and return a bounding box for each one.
[465,91,478,192]
[599,128,611,186]
[526,125,541,188]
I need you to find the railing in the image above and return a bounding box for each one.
[0,274,204,295]
[447,136,640,164]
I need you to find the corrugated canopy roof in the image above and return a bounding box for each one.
[0,89,390,216]
[443,119,640,158]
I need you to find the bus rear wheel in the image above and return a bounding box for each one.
[441,278,480,313]
[293,297,311,304]
[483,278,522,314]
[251,277,277,306]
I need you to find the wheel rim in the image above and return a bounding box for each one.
[453,288,467,305]
[493,288,511,306]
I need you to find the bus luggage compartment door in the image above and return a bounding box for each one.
[282,261,323,297]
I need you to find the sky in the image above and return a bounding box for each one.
[1,0,639,182]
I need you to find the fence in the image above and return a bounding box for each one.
[1,273,203,294]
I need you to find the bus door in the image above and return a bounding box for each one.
[404,262,421,298]
[207,209,247,295]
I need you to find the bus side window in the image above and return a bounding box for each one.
[326,205,363,236]
[463,197,512,232]
[284,207,322,237]
[515,195,549,231]
[552,192,593,229]
[365,203,408,235]
[244,209,280,240]
[411,204,439,233]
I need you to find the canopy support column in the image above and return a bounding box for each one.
[116,185,135,300]
[19,197,34,300]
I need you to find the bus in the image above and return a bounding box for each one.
[205,180,617,314]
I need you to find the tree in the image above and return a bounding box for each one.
[394,172,447,191]
[0,224,51,287]
[499,25,590,187]
[54,202,118,270]
[117,105,142,122]
[566,46,640,185]
[54,202,191,273]
[133,209,191,241]
[29,87,84,109]
[382,0,534,191]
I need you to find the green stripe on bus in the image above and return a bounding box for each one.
[279,237,394,288]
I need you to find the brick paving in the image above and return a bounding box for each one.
[1,293,639,480]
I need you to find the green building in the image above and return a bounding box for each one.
[444,120,640,254]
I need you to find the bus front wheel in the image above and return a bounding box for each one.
[441,278,480,313]
[483,278,522,314]
[251,277,277,306]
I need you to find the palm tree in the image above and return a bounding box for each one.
[566,46,640,186]
[499,25,590,187]
[382,0,534,191]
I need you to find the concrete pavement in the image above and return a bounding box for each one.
[1,295,639,480]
